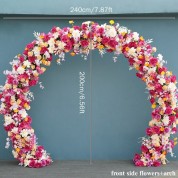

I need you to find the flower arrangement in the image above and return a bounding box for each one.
[0,20,177,168]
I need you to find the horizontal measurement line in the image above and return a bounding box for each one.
[2,16,176,20]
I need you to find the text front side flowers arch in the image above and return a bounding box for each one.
[0,21,178,168]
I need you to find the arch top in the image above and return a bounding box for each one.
[0,20,178,168]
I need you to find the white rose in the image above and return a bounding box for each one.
[19,109,28,118]
[106,27,117,38]
[21,129,29,137]
[11,127,18,134]
[24,159,30,167]
[118,27,128,34]
[168,83,176,92]
[157,97,163,105]
[162,115,169,126]
[4,114,13,126]
[133,32,139,41]
[23,60,31,68]
[158,78,166,85]
[17,66,25,74]
[44,51,50,58]
[72,30,81,40]
[12,150,18,158]
[128,47,136,57]
[57,41,66,50]
[148,67,156,74]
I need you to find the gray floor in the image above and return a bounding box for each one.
[0,160,178,178]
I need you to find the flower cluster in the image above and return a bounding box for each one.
[0,21,177,168]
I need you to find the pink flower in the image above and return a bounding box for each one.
[150,57,158,66]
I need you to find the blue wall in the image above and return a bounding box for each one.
[0,17,178,161]
[0,0,178,15]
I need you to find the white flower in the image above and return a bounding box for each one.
[44,51,50,58]
[11,127,18,134]
[48,38,55,46]
[17,66,25,74]
[162,115,170,126]
[12,150,18,158]
[105,26,117,38]
[24,159,30,167]
[158,54,163,61]
[161,134,169,145]
[147,67,156,74]
[158,97,164,106]
[4,114,14,126]
[133,32,139,41]
[128,47,136,57]
[21,129,29,137]
[151,134,160,147]
[118,26,128,34]
[168,83,176,92]
[158,78,166,85]
[57,41,66,50]
[33,47,40,56]
[19,109,28,118]
[23,60,31,68]
[72,29,81,40]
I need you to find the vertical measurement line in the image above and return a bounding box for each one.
[89,25,92,165]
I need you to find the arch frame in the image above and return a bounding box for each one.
[0,20,178,168]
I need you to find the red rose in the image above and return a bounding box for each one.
[136,72,143,79]
[171,75,176,83]
[150,57,158,66]
[51,26,57,33]
[102,37,109,44]
[150,97,155,104]
[135,160,144,167]
[108,40,118,48]
[81,40,89,47]
[40,47,48,54]
[141,145,149,153]
[153,161,161,167]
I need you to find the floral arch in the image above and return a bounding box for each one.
[0,20,178,168]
